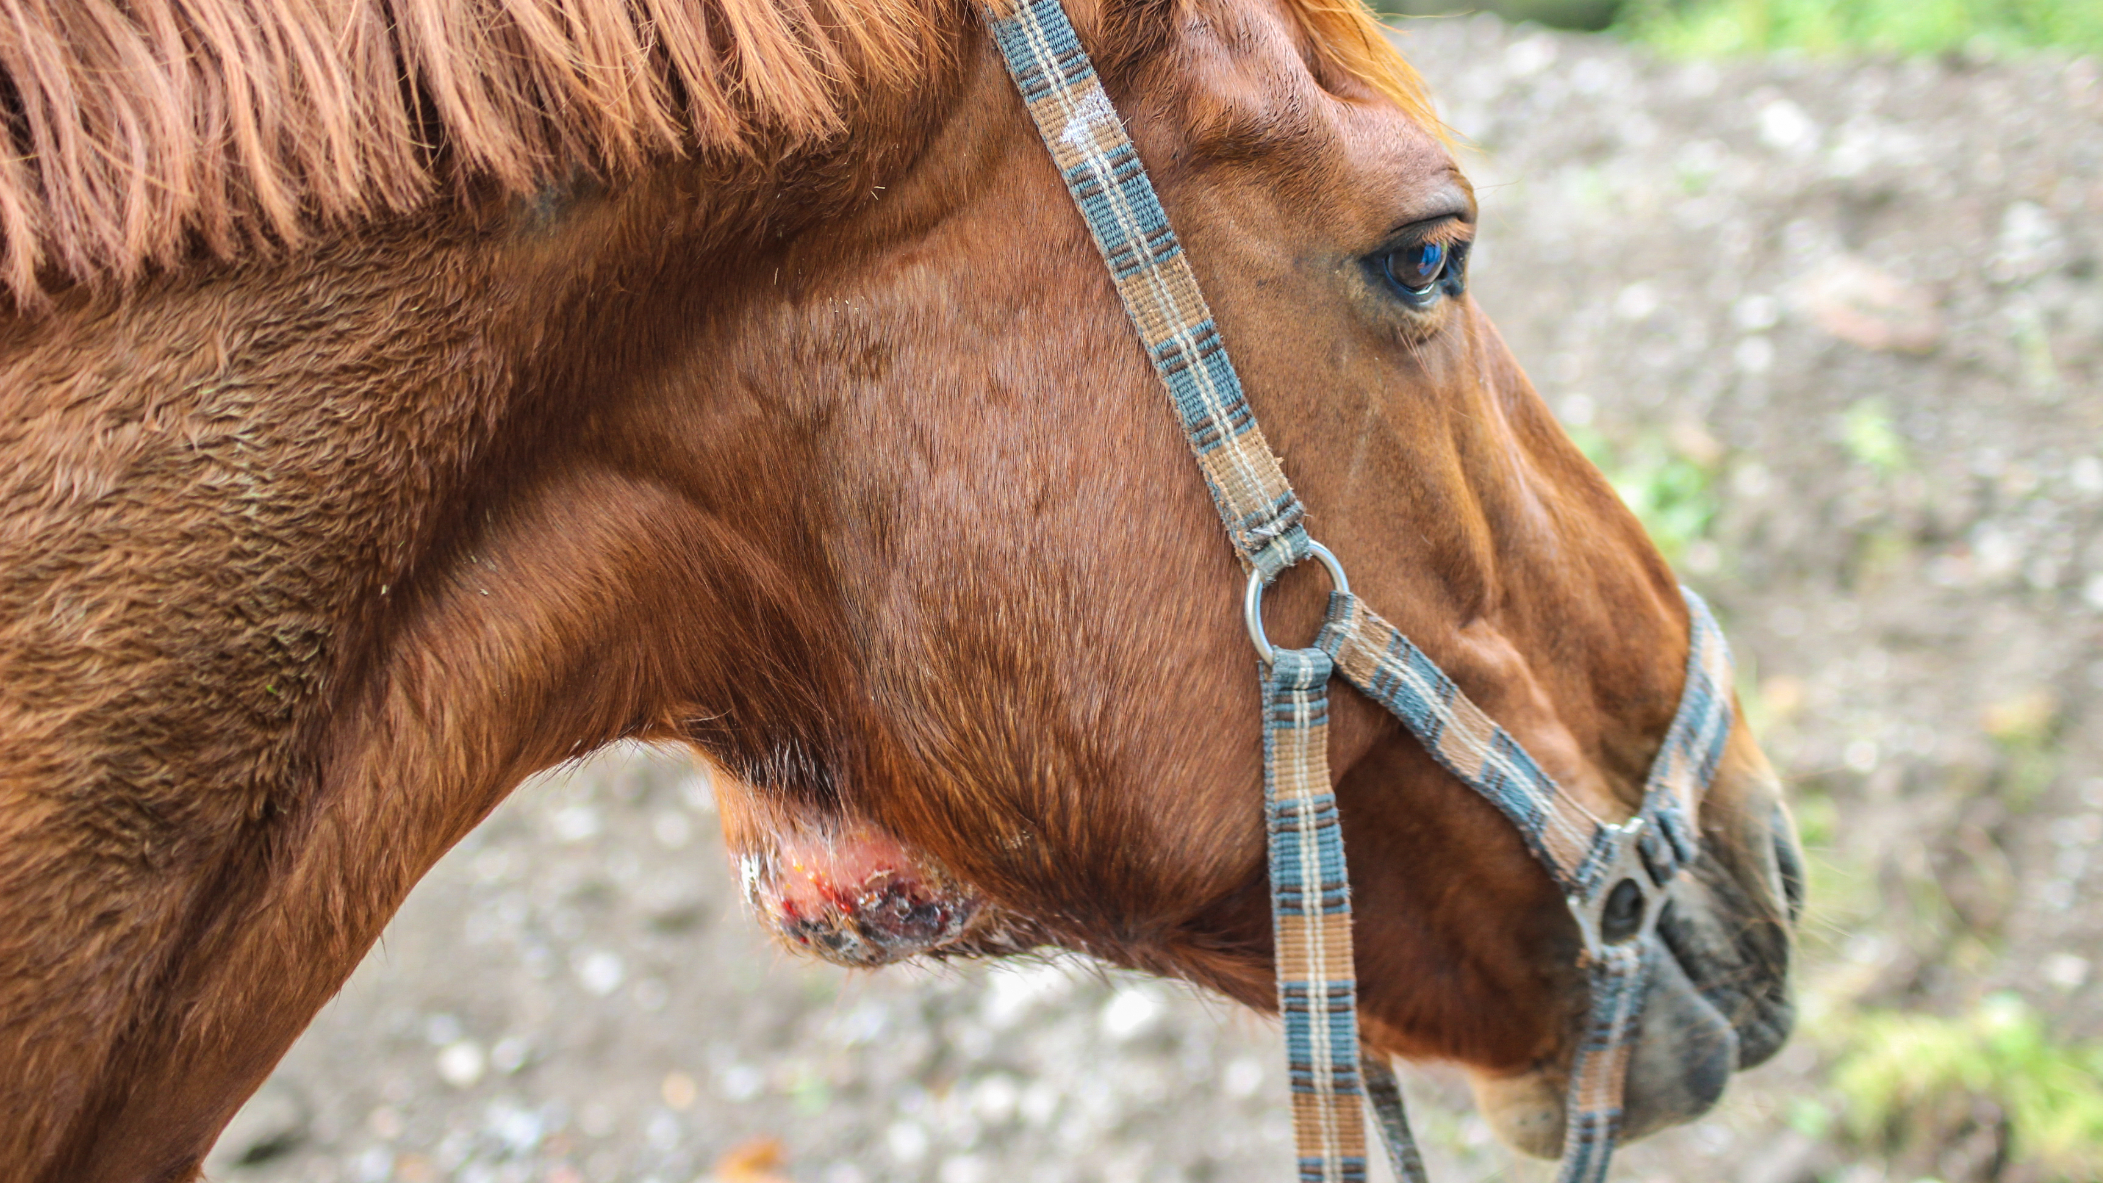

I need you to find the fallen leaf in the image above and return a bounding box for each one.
[711,1136,794,1183]
[1798,255,1943,353]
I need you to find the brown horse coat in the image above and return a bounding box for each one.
[0,1,1797,1179]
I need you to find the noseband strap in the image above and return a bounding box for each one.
[978,2,1736,1180]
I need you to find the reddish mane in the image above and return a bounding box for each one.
[0,0,1432,307]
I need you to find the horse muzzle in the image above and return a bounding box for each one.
[1472,752,1801,1156]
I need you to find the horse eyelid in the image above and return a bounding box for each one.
[1375,212,1471,254]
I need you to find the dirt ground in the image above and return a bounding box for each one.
[206,16,2103,1183]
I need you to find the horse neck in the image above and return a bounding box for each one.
[0,85,967,1182]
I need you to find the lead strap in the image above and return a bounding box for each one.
[1261,647,1367,1182]
[1362,1051,1429,1183]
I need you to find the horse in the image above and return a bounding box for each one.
[0,0,1802,1179]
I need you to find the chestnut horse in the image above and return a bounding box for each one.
[0,0,1800,1178]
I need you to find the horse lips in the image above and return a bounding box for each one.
[737,821,984,967]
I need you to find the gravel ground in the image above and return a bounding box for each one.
[207,17,2103,1183]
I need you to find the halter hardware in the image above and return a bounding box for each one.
[1568,818,1667,963]
[977,2,1738,1179]
[1245,542,1349,665]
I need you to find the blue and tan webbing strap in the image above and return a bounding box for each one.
[977,0,1310,580]
[1635,589,1735,882]
[1316,592,1619,897]
[1549,592,1732,1183]
[979,3,1365,1177]
[1558,942,1652,1183]
[1315,588,1733,900]
[1361,1050,1430,1183]
[1318,587,1735,1182]
[1263,647,1367,1182]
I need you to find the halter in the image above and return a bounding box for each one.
[976,2,1737,1180]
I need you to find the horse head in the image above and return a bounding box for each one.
[695,0,1802,1154]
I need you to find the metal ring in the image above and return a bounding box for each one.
[1244,541,1350,665]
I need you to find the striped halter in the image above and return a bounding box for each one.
[976,2,1738,1181]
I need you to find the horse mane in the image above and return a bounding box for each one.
[0,0,1432,308]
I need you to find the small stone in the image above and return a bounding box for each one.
[712,1136,792,1183]
[490,1034,533,1074]
[652,810,693,848]
[1758,98,1818,153]
[720,1063,765,1102]
[2043,953,2091,989]
[662,1070,699,1110]
[1843,739,1879,774]
[1992,200,2066,282]
[1100,986,1163,1041]
[550,804,601,843]
[1982,690,2057,745]
[436,1040,485,1089]
[575,949,625,996]
[885,1120,930,1164]
[1614,281,1661,321]
[1504,34,1557,78]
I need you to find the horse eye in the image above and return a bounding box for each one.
[1406,242,1443,284]
[1374,237,1467,306]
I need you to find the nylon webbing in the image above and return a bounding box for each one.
[1362,1051,1429,1183]
[1315,590,1734,902]
[977,0,1309,580]
[1262,648,1365,1181]
[977,1,1739,1180]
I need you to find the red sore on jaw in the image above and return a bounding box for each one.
[734,818,984,968]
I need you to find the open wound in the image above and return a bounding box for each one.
[736,820,984,968]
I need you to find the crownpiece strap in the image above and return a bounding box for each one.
[977,0,1310,578]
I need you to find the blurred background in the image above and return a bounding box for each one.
[209,4,2101,1183]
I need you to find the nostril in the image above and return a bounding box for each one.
[1772,811,1806,924]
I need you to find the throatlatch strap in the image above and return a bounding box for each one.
[1263,648,1366,1182]
[977,0,1309,580]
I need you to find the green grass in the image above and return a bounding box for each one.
[1840,399,1908,475]
[1567,425,1721,565]
[1618,0,2103,56]
[1823,994,2103,1178]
